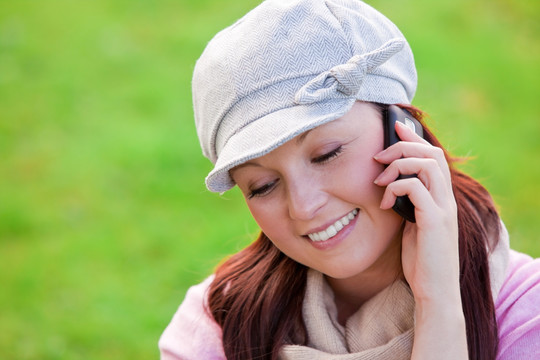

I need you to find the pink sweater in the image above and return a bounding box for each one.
[159,250,540,359]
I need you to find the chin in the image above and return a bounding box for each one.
[318,261,377,280]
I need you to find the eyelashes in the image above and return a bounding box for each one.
[311,145,343,164]
[247,145,344,199]
[248,180,278,199]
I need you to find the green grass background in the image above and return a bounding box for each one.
[1,0,538,358]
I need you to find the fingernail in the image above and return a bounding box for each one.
[373,150,385,160]
[396,121,410,130]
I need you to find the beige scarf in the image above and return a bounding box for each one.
[280,222,510,360]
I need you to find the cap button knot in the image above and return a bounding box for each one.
[295,39,405,105]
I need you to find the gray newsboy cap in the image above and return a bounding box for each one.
[193,0,417,192]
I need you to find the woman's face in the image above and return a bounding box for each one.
[231,102,404,279]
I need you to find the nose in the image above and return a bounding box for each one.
[286,177,327,221]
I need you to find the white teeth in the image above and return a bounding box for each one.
[327,225,337,237]
[307,209,358,242]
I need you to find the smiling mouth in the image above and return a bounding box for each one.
[307,209,359,242]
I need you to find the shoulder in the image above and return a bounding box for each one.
[159,275,226,360]
[495,250,540,359]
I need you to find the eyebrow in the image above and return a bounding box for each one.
[295,128,313,145]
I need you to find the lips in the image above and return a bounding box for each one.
[307,209,358,242]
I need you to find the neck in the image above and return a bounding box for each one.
[325,231,403,325]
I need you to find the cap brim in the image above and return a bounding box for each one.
[205,98,356,192]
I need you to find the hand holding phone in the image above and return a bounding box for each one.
[383,105,424,223]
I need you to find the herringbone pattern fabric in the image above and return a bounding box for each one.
[192,0,417,192]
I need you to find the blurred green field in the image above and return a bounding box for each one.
[0,0,538,358]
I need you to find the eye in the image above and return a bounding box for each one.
[248,179,279,199]
[312,145,343,164]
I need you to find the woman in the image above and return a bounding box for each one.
[160,0,540,359]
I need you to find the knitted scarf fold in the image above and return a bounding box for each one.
[280,222,510,360]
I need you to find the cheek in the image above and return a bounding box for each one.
[330,125,385,194]
[334,152,386,205]
[246,199,288,241]
[248,205,301,261]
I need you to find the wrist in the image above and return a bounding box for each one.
[412,296,468,359]
[411,277,462,313]
[415,299,466,325]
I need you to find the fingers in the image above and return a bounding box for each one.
[379,176,432,210]
[374,138,451,181]
[373,121,455,219]
[395,120,430,144]
[374,157,450,205]
[379,177,456,228]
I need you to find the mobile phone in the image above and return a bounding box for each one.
[383,105,424,223]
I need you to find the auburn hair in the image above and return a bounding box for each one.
[207,104,500,360]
